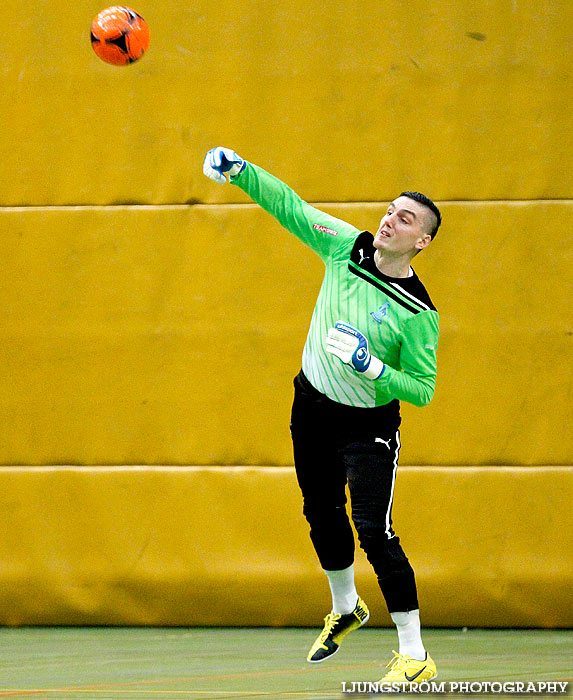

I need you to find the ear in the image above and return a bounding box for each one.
[415,233,432,251]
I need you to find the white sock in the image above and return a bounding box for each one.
[390,610,426,661]
[324,565,358,615]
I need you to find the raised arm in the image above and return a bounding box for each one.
[203,146,359,260]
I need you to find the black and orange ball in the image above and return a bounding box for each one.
[91,6,150,65]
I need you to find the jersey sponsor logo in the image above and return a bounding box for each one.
[375,437,391,449]
[313,223,338,236]
[370,302,390,323]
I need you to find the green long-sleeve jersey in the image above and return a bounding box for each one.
[231,162,439,408]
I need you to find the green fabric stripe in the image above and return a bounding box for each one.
[348,260,426,312]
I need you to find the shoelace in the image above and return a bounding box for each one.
[317,612,342,644]
[386,650,408,672]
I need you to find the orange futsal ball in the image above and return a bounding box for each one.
[91,6,150,65]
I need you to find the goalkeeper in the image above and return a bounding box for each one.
[204,147,441,685]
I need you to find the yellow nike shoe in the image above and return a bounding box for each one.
[379,650,437,684]
[307,597,369,663]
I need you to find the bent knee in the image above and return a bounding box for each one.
[303,500,348,523]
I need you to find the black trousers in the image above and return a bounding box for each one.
[290,370,419,613]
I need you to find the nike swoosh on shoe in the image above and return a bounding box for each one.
[405,666,427,682]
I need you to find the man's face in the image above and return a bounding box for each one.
[373,196,433,256]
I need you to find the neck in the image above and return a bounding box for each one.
[373,250,414,278]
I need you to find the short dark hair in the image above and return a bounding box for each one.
[400,191,441,239]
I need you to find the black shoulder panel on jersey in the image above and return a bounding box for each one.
[393,275,437,312]
[349,231,378,269]
[348,232,437,313]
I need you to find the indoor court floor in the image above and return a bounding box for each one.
[0,627,571,699]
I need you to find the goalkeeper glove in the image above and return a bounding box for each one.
[326,321,385,380]
[203,147,246,184]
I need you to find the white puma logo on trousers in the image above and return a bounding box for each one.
[375,437,391,449]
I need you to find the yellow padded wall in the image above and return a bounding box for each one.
[0,466,570,627]
[0,202,571,466]
[0,0,571,205]
[0,0,570,633]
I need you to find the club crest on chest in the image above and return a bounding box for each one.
[370,302,390,323]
